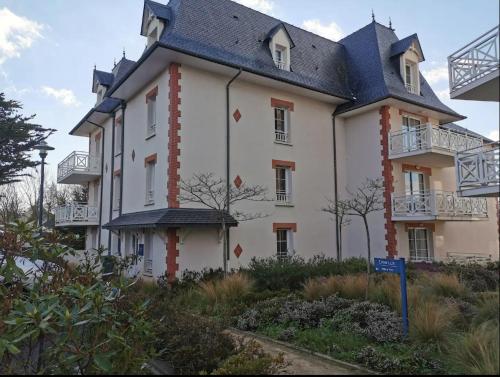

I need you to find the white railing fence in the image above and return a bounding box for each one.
[55,203,99,224]
[274,60,286,70]
[276,191,292,204]
[275,129,289,143]
[389,124,483,156]
[146,190,155,205]
[448,25,499,93]
[446,252,492,265]
[456,143,500,191]
[57,151,101,181]
[405,83,419,95]
[392,191,488,217]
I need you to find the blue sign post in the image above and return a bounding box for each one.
[374,258,409,337]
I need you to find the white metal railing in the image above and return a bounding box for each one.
[410,256,434,263]
[392,191,488,218]
[456,143,500,192]
[147,123,156,138]
[144,259,153,275]
[448,25,499,93]
[405,83,419,95]
[274,60,286,70]
[146,190,155,205]
[55,203,99,225]
[276,191,292,204]
[389,124,483,156]
[275,130,289,143]
[57,151,101,182]
[447,252,492,265]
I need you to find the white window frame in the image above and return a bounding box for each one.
[145,161,156,205]
[147,96,157,138]
[113,174,121,211]
[276,229,294,260]
[404,60,419,95]
[408,228,434,262]
[274,44,287,70]
[275,166,292,205]
[144,231,153,276]
[274,107,291,144]
[114,120,122,156]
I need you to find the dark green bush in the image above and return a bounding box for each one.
[155,313,235,375]
[245,256,367,291]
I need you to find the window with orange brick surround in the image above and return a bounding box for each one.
[273,223,297,232]
[144,153,157,167]
[402,164,432,176]
[146,86,158,102]
[272,159,296,171]
[399,109,429,123]
[271,98,294,111]
[405,223,435,232]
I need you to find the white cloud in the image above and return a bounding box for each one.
[41,86,80,107]
[0,7,44,64]
[233,0,274,14]
[488,129,499,141]
[301,19,344,41]
[436,89,451,102]
[422,65,449,85]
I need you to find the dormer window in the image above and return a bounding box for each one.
[274,45,286,70]
[267,23,294,72]
[404,60,419,95]
[390,35,425,96]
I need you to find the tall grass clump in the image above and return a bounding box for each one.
[426,273,468,298]
[369,274,401,312]
[410,300,458,342]
[302,275,367,301]
[472,292,500,326]
[199,273,254,305]
[450,322,499,375]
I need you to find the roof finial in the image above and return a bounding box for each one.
[389,17,393,30]
[123,48,126,59]
[371,9,375,22]
[94,64,96,71]
[114,58,116,67]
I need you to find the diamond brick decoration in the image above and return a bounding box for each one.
[233,175,243,188]
[234,244,243,258]
[233,109,242,122]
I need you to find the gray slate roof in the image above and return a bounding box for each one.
[103,208,238,230]
[145,0,172,20]
[390,33,424,60]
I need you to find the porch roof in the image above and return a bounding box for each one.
[102,208,238,230]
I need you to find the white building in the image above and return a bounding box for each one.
[55,0,500,281]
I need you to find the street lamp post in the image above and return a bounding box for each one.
[34,141,54,229]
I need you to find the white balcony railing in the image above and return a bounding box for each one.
[146,190,155,205]
[389,124,483,157]
[448,25,499,94]
[55,203,99,226]
[456,143,500,192]
[57,151,101,182]
[405,83,419,95]
[446,252,492,265]
[276,191,292,205]
[274,60,286,70]
[275,130,289,143]
[392,191,488,218]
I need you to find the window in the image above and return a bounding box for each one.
[274,108,289,143]
[145,160,156,205]
[115,118,122,155]
[274,45,286,69]
[276,229,294,260]
[404,171,428,214]
[402,116,423,152]
[275,166,292,204]
[408,228,433,262]
[144,231,153,275]
[404,61,418,94]
[147,95,157,138]
[125,233,139,265]
[113,173,121,211]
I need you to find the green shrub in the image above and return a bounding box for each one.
[209,340,285,375]
[155,313,235,375]
[449,322,499,375]
[246,256,367,291]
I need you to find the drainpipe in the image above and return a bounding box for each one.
[117,102,126,257]
[332,113,340,261]
[108,113,116,254]
[225,68,242,272]
[86,120,105,247]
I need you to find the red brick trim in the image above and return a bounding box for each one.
[273,223,297,232]
[144,153,158,166]
[272,159,296,171]
[95,132,102,142]
[166,228,179,283]
[167,63,181,208]
[380,106,398,258]
[146,86,158,102]
[399,109,429,123]
[405,223,436,232]
[402,164,432,176]
[271,98,294,111]
[113,169,121,176]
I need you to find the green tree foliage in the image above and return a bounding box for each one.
[0,93,54,186]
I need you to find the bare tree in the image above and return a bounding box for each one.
[323,178,384,282]
[0,184,24,224]
[179,173,268,273]
[323,199,351,261]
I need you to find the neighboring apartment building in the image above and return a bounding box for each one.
[55,0,500,281]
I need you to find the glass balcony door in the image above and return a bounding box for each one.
[402,117,422,152]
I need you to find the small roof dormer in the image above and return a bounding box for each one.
[390,34,425,62]
[266,23,295,71]
[141,0,171,47]
[92,69,114,94]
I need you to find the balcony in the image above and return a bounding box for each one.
[55,203,99,227]
[391,191,488,221]
[389,124,483,167]
[448,25,499,101]
[456,143,500,197]
[57,151,101,184]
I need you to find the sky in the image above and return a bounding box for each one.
[0,0,499,178]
